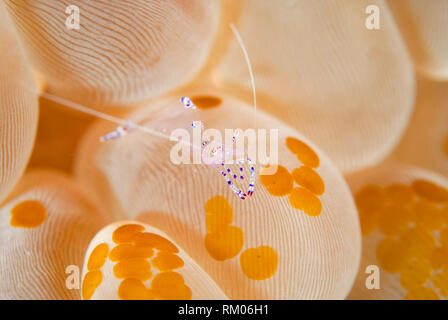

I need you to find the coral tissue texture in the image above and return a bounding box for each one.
[4,0,220,107]
[388,0,448,80]
[0,1,38,203]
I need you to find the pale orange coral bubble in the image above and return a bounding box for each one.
[4,0,220,107]
[206,0,414,173]
[74,92,361,299]
[388,0,448,80]
[0,1,38,203]
[347,165,448,300]
[0,169,111,299]
[81,221,228,300]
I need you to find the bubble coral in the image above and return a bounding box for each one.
[347,166,448,300]
[0,2,38,203]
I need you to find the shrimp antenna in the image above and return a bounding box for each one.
[229,23,257,130]
[18,24,257,145]
[38,91,173,141]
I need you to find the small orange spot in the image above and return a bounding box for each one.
[358,209,380,236]
[240,246,278,280]
[260,165,293,197]
[376,237,410,273]
[204,226,244,261]
[432,272,448,297]
[384,184,415,205]
[288,187,322,216]
[109,244,154,262]
[113,258,152,281]
[191,95,222,109]
[204,195,233,216]
[151,272,192,300]
[412,180,448,203]
[285,137,319,168]
[414,199,445,231]
[112,224,145,244]
[399,227,436,261]
[132,233,179,253]
[82,270,103,300]
[118,278,152,300]
[291,166,325,195]
[204,196,234,232]
[87,243,109,271]
[152,252,184,271]
[405,286,440,300]
[377,204,413,236]
[356,186,385,235]
[399,260,431,290]
[355,185,385,214]
[10,200,46,228]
